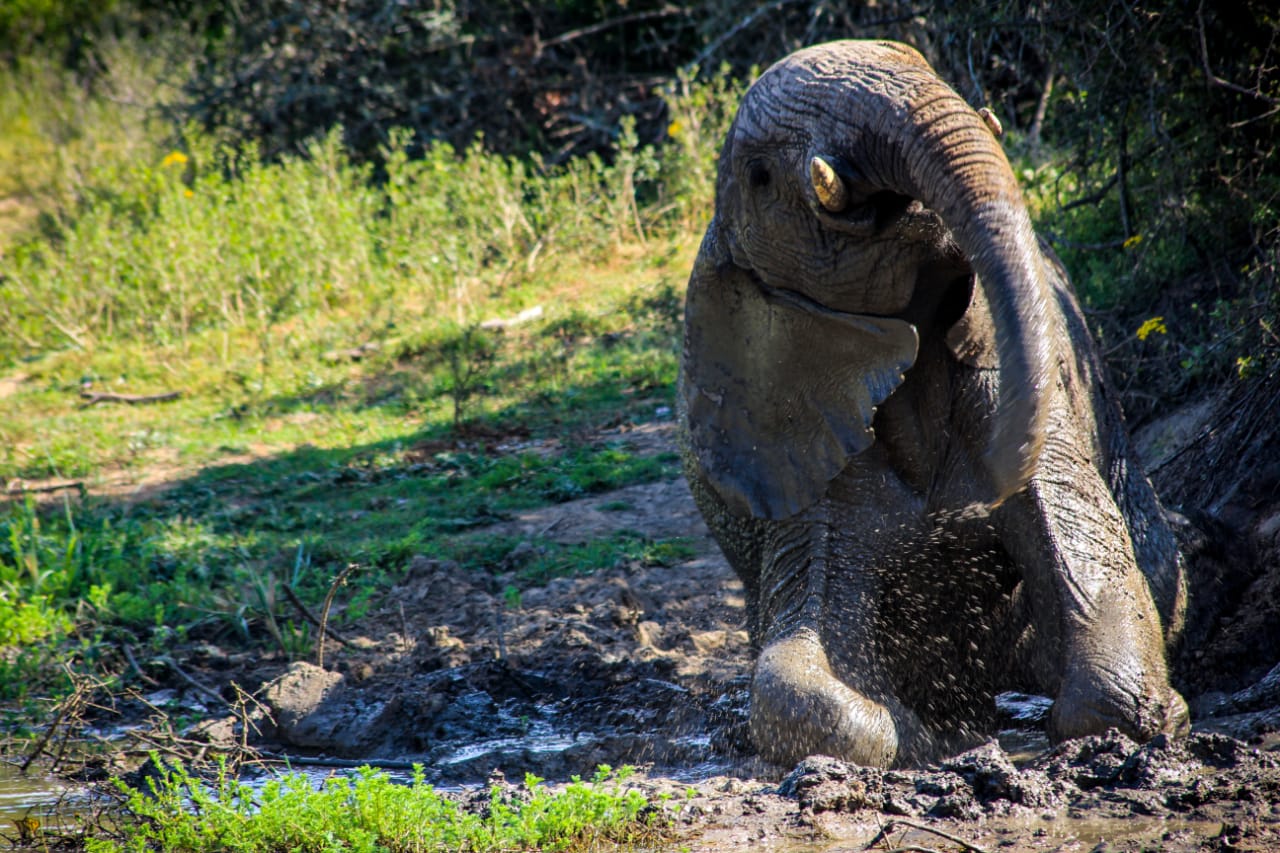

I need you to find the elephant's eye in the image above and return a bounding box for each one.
[747,162,771,189]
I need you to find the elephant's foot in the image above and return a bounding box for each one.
[1049,658,1190,744]
[749,628,917,767]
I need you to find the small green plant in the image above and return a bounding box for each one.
[89,756,661,853]
[436,325,502,432]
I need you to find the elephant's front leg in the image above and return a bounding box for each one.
[745,468,928,768]
[996,441,1189,743]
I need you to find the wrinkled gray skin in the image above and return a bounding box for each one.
[678,40,1190,768]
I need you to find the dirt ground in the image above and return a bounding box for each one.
[105,388,1280,852]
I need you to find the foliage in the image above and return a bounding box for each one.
[899,0,1280,419]
[0,88,730,362]
[1,0,1277,779]
[0,0,121,63]
[89,757,661,853]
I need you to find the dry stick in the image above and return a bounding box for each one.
[1027,61,1056,150]
[540,5,687,49]
[119,643,162,687]
[230,682,272,773]
[20,688,76,773]
[4,480,85,497]
[155,655,228,708]
[284,584,354,648]
[1197,2,1280,106]
[255,750,421,771]
[683,0,806,72]
[317,563,357,670]
[865,818,991,853]
[79,390,183,406]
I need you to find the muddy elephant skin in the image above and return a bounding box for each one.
[677,40,1189,768]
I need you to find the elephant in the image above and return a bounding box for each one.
[677,40,1190,768]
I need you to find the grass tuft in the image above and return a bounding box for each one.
[88,757,667,853]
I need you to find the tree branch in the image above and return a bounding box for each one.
[1198,3,1280,105]
[79,390,183,407]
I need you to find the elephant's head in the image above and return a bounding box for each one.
[680,40,1055,519]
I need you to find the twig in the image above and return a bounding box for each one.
[155,656,228,708]
[79,389,183,407]
[284,584,354,648]
[119,643,162,687]
[21,668,97,773]
[230,682,272,772]
[1043,233,1127,251]
[4,480,85,497]
[1059,174,1120,212]
[255,750,422,770]
[1027,61,1056,149]
[1197,3,1280,106]
[865,818,991,853]
[317,563,357,670]
[683,0,807,73]
[20,693,75,773]
[540,6,687,50]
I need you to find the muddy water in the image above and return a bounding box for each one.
[751,815,1226,853]
[0,764,86,838]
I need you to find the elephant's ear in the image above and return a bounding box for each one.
[680,231,919,520]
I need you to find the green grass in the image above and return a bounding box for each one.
[0,48,734,709]
[89,759,669,853]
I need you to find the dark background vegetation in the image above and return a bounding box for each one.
[5,0,1278,419]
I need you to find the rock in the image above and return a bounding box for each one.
[260,661,345,745]
[184,715,238,747]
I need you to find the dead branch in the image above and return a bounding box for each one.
[79,389,183,407]
[21,669,94,773]
[683,0,807,73]
[118,643,161,687]
[284,584,355,647]
[866,818,991,853]
[255,749,422,770]
[154,655,228,709]
[4,480,85,497]
[539,5,688,51]
[1028,61,1056,149]
[317,563,358,670]
[1198,4,1280,106]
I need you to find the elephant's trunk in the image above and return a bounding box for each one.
[865,69,1056,502]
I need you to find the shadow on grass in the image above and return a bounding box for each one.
[2,351,684,657]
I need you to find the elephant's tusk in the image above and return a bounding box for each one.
[810,156,849,212]
[978,107,1004,139]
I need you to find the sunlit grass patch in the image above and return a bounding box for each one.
[89,758,669,853]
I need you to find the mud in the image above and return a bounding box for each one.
[95,397,1280,851]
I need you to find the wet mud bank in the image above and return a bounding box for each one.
[86,384,1280,850]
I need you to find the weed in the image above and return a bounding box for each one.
[90,756,662,853]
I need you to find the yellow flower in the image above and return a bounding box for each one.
[183,189,194,198]
[1122,233,1144,250]
[161,151,189,168]
[1136,316,1167,341]
[667,120,683,139]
